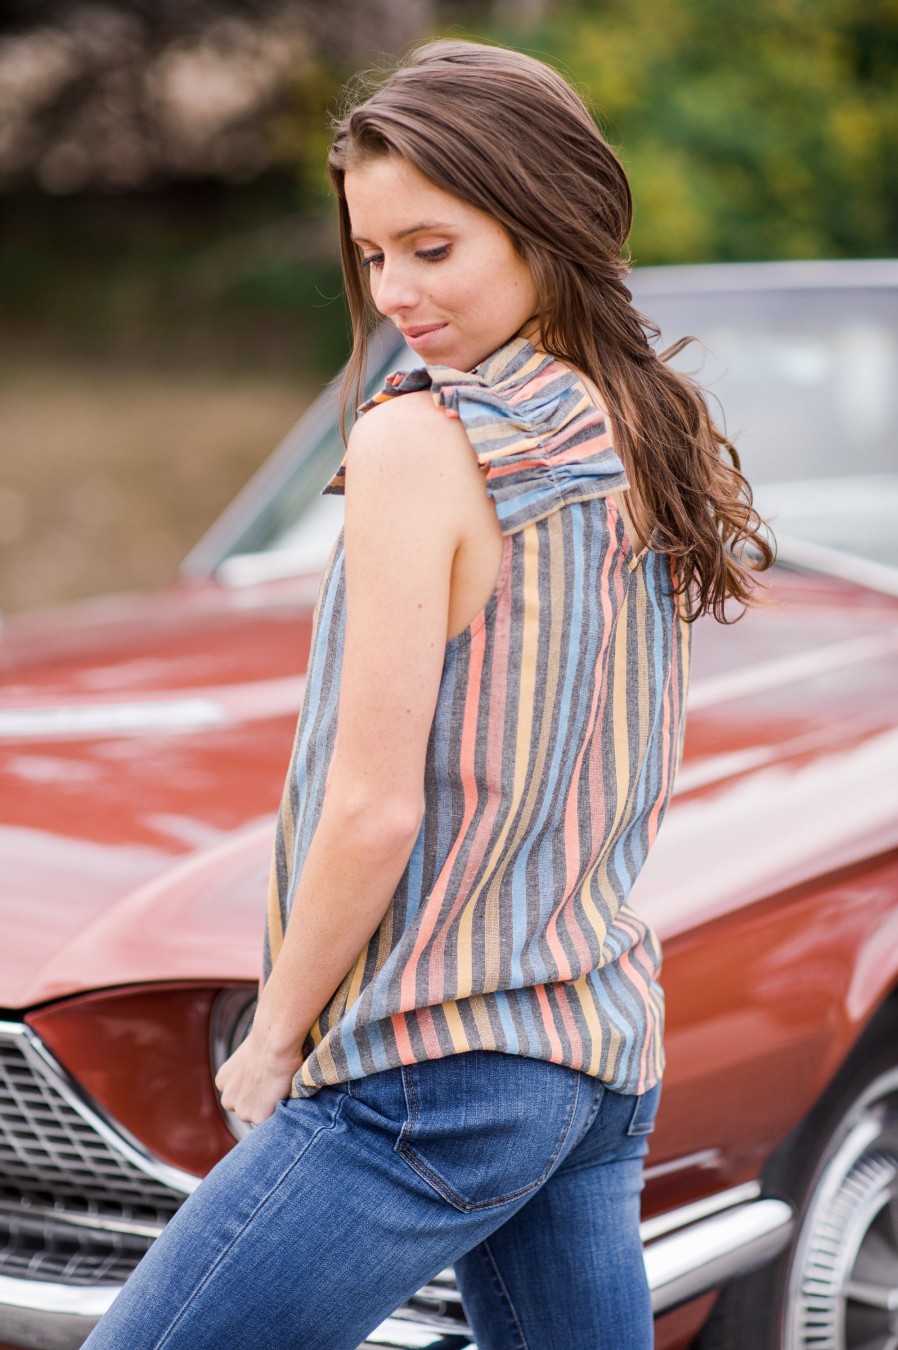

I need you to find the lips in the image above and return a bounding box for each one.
[401,324,446,338]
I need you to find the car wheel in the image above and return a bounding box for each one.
[694,1005,898,1350]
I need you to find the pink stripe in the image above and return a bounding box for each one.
[398,619,492,1011]
[391,1013,415,1064]
[483,455,545,475]
[417,1005,442,1059]
[543,424,613,459]
[544,523,623,969]
[424,582,514,1001]
[535,984,564,1063]
[554,984,583,1067]
[584,532,629,849]
[503,366,559,399]
[549,440,615,468]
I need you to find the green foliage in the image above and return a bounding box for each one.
[497,0,898,262]
[270,62,350,207]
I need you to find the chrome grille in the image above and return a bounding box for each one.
[0,1023,187,1285]
[0,1203,155,1284]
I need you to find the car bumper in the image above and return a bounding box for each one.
[0,1186,793,1350]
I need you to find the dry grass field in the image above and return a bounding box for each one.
[0,359,313,617]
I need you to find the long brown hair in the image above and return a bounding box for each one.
[327,38,774,622]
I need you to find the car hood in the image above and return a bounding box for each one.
[1,567,897,1011]
[0,575,319,1008]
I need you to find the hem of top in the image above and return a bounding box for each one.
[290,1047,665,1101]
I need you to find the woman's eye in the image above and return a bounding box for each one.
[359,246,450,272]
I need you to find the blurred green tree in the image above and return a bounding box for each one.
[513,0,897,262]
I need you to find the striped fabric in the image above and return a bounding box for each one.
[263,335,692,1099]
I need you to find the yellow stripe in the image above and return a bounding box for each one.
[571,975,604,1075]
[467,419,538,456]
[576,859,610,950]
[300,1031,338,1089]
[462,517,564,991]
[604,1021,622,1078]
[344,946,369,1010]
[469,995,498,1048]
[265,851,284,964]
[577,584,636,941]
[635,576,650,739]
[612,597,632,814]
[442,1000,470,1053]
[279,784,295,887]
[485,347,545,388]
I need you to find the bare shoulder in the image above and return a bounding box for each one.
[345,389,476,488]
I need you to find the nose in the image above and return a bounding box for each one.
[370,258,420,319]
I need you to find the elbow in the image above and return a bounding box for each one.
[322,782,423,859]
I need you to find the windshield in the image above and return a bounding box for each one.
[210,279,898,586]
[638,285,898,572]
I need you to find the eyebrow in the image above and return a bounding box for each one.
[350,221,454,244]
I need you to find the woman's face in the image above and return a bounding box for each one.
[344,155,541,371]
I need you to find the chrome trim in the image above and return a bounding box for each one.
[643,1146,721,1179]
[0,1276,118,1318]
[0,1199,164,1241]
[773,532,898,598]
[628,257,898,295]
[180,323,407,581]
[640,1180,761,1241]
[645,1197,794,1315]
[362,1318,465,1348]
[0,1019,200,1197]
[0,1275,118,1350]
[0,1185,794,1348]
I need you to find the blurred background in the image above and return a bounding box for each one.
[1,0,895,616]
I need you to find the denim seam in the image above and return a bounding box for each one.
[626,1084,661,1137]
[150,1096,348,1350]
[397,1073,583,1213]
[480,1238,530,1350]
[397,1063,420,1140]
[579,1080,605,1140]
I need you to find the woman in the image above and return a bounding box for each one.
[83,38,772,1350]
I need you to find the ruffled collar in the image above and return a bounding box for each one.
[326,330,629,529]
[471,333,547,387]
[360,334,562,416]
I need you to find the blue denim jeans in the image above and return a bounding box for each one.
[82,1050,662,1350]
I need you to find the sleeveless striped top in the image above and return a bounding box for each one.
[262,335,692,1099]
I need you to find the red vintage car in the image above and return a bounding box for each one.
[1,259,897,1350]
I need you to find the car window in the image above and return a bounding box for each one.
[209,338,416,587]
[637,286,898,570]
[209,281,898,585]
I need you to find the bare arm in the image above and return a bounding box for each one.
[216,392,473,1121]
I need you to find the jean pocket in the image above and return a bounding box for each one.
[345,1067,408,1127]
[396,1051,582,1213]
[625,1080,663,1137]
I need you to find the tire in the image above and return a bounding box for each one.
[694,1004,898,1350]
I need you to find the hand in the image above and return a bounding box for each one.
[214,1022,304,1127]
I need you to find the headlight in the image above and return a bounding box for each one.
[210,987,257,1140]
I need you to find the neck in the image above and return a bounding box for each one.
[517,316,545,351]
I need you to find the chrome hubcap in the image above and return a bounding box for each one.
[787,1067,898,1350]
